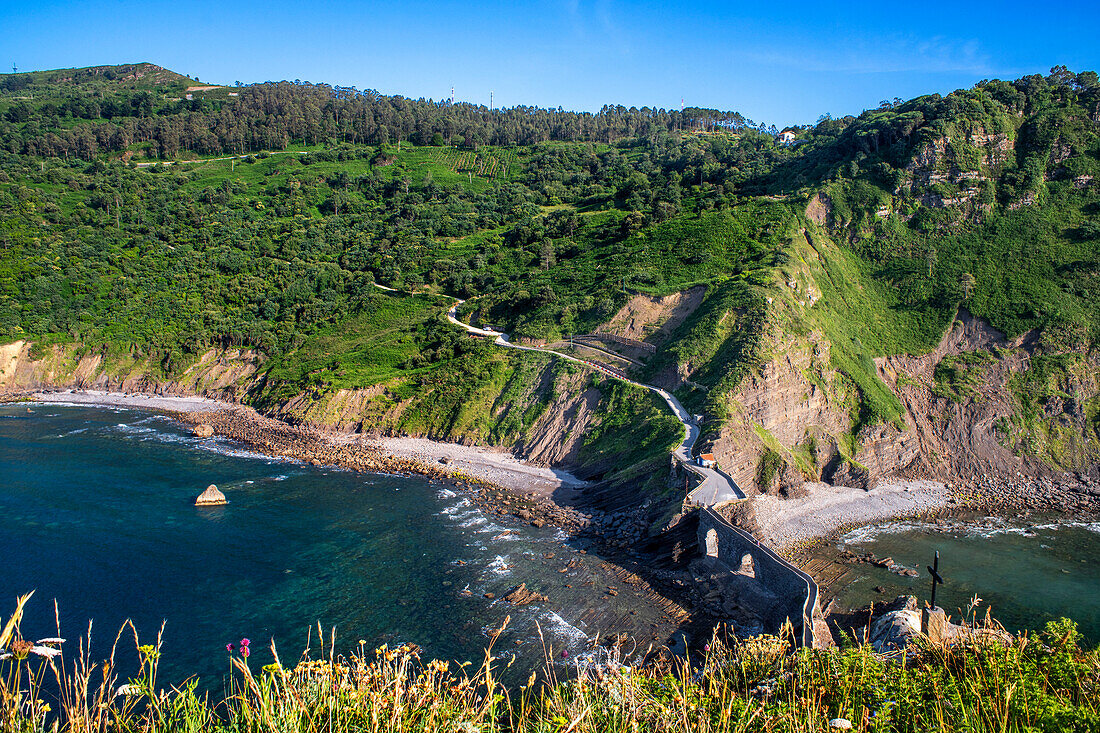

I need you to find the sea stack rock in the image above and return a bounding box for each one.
[195,484,227,506]
[192,424,215,438]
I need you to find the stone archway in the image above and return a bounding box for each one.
[705,528,719,557]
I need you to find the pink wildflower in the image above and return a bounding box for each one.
[226,643,235,653]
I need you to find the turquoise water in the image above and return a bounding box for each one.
[0,404,674,687]
[834,517,1100,643]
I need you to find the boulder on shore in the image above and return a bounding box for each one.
[192,424,215,438]
[195,484,227,506]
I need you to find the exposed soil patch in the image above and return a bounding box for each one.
[601,286,707,345]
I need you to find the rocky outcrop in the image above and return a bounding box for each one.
[869,595,1013,652]
[192,423,214,437]
[805,192,833,227]
[503,583,548,606]
[195,484,227,506]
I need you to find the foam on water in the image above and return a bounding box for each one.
[459,516,487,529]
[106,420,290,464]
[540,610,590,646]
[842,517,1100,546]
[487,555,512,576]
[441,498,471,515]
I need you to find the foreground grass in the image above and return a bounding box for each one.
[2,593,1098,732]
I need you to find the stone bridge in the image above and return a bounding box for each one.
[696,507,821,648]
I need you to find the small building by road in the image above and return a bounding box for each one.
[697,452,716,468]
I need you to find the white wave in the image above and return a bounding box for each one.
[1067,521,1100,535]
[841,516,1100,545]
[441,499,471,515]
[438,488,457,499]
[459,516,487,529]
[107,421,290,463]
[838,521,929,545]
[540,610,589,646]
[486,555,512,576]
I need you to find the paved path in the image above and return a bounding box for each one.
[445,299,743,506]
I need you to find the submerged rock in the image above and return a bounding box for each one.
[195,484,227,506]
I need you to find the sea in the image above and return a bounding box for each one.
[833,516,1100,643]
[0,403,677,689]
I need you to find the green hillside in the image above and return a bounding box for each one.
[1,63,1099,474]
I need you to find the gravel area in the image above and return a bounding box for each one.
[363,436,589,498]
[750,479,951,551]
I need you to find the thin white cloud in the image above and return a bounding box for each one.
[562,0,631,55]
[746,34,996,75]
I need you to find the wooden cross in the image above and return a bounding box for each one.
[927,550,944,609]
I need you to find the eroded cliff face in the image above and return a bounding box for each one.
[882,314,1100,479]
[0,338,608,472]
[0,340,262,398]
[696,302,1099,496]
[257,361,603,468]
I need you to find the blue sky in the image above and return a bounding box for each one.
[3,0,1098,125]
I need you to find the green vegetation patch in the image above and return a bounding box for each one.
[932,349,998,402]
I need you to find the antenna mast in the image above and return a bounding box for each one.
[490,91,493,111]
[450,86,454,105]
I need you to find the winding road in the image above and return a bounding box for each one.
[445,299,743,506]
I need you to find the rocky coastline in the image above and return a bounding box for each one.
[948,470,1100,515]
[172,405,597,534]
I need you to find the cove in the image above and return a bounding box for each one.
[832,517,1100,643]
[0,403,678,687]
